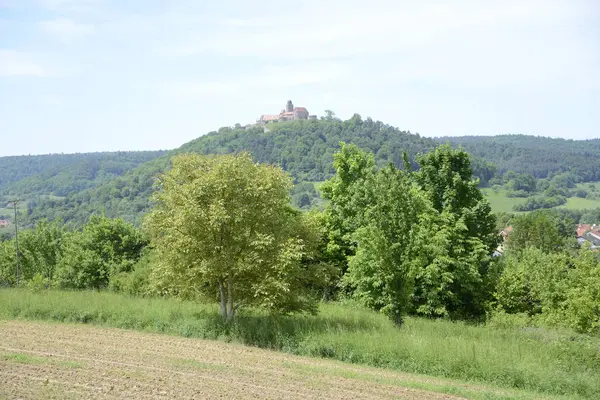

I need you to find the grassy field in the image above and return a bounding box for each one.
[575,181,600,190]
[481,186,600,213]
[480,189,527,213]
[1,289,599,399]
[559,197,600,210]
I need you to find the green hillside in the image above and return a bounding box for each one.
[2,117,599,228]
[0,151,166,197]
[437,134,600,180]
[14,117,447,225]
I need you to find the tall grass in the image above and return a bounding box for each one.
[1,289,599,399]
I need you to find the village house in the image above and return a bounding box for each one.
[577,224,591,238]
[258,100,317,124]
[573,223,600,248]
[585,225,600,246]
[0,220,9,228]
[494,226,513,256]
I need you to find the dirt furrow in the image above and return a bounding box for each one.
[0,321,464,399]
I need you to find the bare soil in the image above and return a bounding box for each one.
[0,320,470,399]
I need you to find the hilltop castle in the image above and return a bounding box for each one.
[258,100,317,124]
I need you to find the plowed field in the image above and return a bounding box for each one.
[0,321,479,399]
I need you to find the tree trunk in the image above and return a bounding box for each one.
[218,280,227,321]
[226,274,235,323]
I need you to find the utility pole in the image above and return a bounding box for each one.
[8,199,23,287]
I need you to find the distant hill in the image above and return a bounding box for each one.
[7,116,444,225]
[0,151,167,197]
[436,135,600,181]
[2,117,598,228]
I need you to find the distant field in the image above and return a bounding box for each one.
[481,185,600,213]
[480,189,527,213]
[575,181,600,190]
[559,197,600,210]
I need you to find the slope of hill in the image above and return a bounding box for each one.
[19,117,447,225]
[3,119,599,228]
[0,151,167,198]
[436,134,600,180]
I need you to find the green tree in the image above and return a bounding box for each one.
[343,164,428,324]
[412,145,499,319]
[320,143,376,289]
[145,153,326,321]
[55,216,147,289]
[18,219,66,283]
[507,211,575,254]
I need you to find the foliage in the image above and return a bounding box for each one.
[0,151,165,198]
[507,211,576,253]
[323,144,499,322]
[412,145,499,319]
[320,142,376,282]
[512,194,567,211]
[440,134,600,181]
[55,216,147,289]
[0,219,66,286]
[496,247,600,335]
[343,164,428,324]
[145,152,328,320]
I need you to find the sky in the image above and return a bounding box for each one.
[0,0,599,157]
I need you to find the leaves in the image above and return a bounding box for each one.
[145,152,330,319]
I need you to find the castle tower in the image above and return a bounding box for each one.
[286,100,294,112]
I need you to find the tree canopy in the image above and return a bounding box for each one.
[145,152,329,321]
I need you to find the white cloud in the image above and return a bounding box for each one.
[0,50,46,76]
[40,17,95,42]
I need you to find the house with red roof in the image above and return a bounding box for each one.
[577,224,592,238]
[0,220,9,228]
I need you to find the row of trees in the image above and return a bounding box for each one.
[1,146,598,334]
[0,217,147,290]
[0,145,500,324]
[443,134,600,181]
[496,211,600,334]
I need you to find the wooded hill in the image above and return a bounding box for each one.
[438,134,600,181]
[1,115,598,226]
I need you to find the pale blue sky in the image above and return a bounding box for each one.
[1,0,598,157]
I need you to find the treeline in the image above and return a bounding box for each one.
[7,117,496,226]
[0,150,166,200]
[496,211,600,334]
[440,134,600,181]
[2,145,598,334]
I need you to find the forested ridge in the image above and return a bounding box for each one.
[1,116,598,226]
[0,151,166,197]
[437,134,600,180]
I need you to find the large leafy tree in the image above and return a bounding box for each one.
[412,145,499,319]
[145,153,326,321]
[343,163,428,324]
[320,142,376,293]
